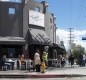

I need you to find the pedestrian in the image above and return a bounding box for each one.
[42,51,48,68]
[61,56,65,67]
[0,55,12,70]
[20,54,26,70]
[34,49,41,72]
[79,53,83,67]
[20,54,25,65]
[69,54,74,67]
[83,54,86,66]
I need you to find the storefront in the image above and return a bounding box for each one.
[48,43,66,59]
[28,28,51,60]
[0,37,26,58]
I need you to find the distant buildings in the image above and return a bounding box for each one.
[0,0,65,59]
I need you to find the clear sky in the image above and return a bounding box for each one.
[35,0,86,49]
[35,0,86,30]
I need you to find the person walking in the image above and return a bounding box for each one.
[83,54,86,66]
[69,54,74,68]
[42,51,48,68]
[61,56,65,67]
[79,53,83,67]
[34,49,41,72]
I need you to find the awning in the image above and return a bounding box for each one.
[57,44,65,51]
[28,28,51,45]
[0,37,26,45]
[49,43,65,51]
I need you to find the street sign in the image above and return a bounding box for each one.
[82,37,86,40]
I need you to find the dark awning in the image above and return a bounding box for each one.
[58,44,66,51]
[0,37,26,45]
[49,43,65,51]
[28,28,51,45]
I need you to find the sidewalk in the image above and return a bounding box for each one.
[0,65,86,78]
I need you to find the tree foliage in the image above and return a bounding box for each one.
[72,44,85,59]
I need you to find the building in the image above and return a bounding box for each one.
[43,1,65,59]
[23,0,51,59]
[0,0,26,58]
[0,0,65,59]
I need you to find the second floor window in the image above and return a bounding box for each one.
[9,8,15,15]
[35,7,40,12]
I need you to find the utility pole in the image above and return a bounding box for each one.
[68,28,74,55]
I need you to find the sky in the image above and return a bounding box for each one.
[1,0,86,49]
[1,0,22,3]
[35,0,86,49]
[35,0,86,30]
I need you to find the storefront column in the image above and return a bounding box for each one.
[0,45,1,58]
[23,44,29,59]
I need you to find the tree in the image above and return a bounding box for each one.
[71,44,85,59]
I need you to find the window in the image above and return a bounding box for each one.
[35,7,40,12]
[9,8,15,14]
[50,18,52,23]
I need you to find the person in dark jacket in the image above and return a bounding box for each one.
[0,55,11,69]
[79,53,83,67]
[69,54,74,67]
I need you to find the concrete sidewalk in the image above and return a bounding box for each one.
[0,65,86,78]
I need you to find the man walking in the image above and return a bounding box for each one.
[83,54,86,66]
[79,53,83,67]
[69,54,74,68]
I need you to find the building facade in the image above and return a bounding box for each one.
[0,0,65,59]
[0,0,26,58]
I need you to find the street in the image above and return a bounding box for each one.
[1,77,86,80]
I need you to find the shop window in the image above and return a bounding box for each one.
[8,8,15,14]
[8,48,15,58]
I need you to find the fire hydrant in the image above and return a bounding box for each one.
[41,62,46,73]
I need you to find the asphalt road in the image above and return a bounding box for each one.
[1,77,86,80]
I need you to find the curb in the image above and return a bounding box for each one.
[0,74,86,78]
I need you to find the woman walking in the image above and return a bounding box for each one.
[34,49,41,72]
